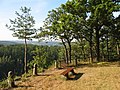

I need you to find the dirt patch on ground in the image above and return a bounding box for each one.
[5,66,120,90]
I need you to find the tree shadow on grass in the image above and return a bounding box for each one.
[4,85,34,90]
[69,73,84,80]
[13,85,34,89]
[38,73,53,76]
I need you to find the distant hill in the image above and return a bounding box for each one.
[0,41,62,46]
[0,41,18,45]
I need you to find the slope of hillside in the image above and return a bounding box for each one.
[9,65,120,90]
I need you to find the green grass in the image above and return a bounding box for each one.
[0,79,8,88]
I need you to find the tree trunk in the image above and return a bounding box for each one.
[68,40,72,63]
[106,36,109,61]
[61,39,69,64]
[24,38,27,74]
[117,42,120,55]
[101,43,105,61]
[89,31,93,63]
[96,29,100,62]
[82,46,86,61]
[81,39,86,61]
[116,41,120,65]
[89,41,93,63]
[74,51,78,66]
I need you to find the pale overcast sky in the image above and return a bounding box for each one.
[0,0,119,41]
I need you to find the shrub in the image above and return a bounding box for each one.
[0,79,8,88]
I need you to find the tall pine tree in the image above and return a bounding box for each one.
[6,7,37,74]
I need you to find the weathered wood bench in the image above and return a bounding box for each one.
[60,67,76,79]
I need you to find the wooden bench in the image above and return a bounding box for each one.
[60,67,76,79]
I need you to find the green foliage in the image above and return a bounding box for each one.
[43,4,86,63]
[0,56,14,80]
[6,6,37,73]
[29,46,60,70]
[0,44,37,80]
[41,0,120,63]
[6,6,36,40]
[58,48,65,60]
[0,79,8,88]
[0,1,120,87]
[0,44,62,81]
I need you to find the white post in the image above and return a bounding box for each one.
[7,71,15,87]
[33,64,37,76]
[55,60,58,69]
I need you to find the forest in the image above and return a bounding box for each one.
[0,44,61,80]
[0,0,120,89]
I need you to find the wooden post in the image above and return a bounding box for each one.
[55,60,58,69]
[33,64,37,76]
[7,71,15,87]
[59,61,62,69]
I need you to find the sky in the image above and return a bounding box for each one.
[0,0,67,41]
[0,0,120,41]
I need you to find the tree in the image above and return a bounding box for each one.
[38,0,120,63]
[29,46,60,70]
[111,15,120,58]
[60,0,120,63]
[42,7,75,64]
[0,44,38,80]
[115,15,120,56]
[6,7,36,73]
[87,0,119,62]
[62,0,94,63]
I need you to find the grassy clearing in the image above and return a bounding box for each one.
[1,62,120,90]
